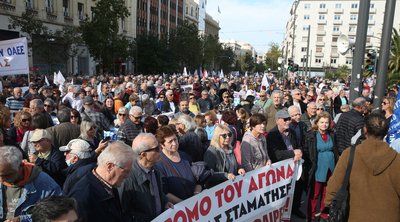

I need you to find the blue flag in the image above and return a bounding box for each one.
[387,89,400,153]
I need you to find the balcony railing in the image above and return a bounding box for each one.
[0,0,15,11]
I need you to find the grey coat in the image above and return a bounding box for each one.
[241,131,270,172]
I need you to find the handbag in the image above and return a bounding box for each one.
[322,144,355,222]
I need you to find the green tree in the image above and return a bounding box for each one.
[202,35,221,71]
[388,28,400,85]
[169,22,202,72]
[80,0,130,73]
[216,47,235,73]
[264,42,282,71]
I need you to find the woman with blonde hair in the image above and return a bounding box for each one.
[204,124,245,186]
[78,120,108,156]
[381,96,396,125]
[8,111,31,145]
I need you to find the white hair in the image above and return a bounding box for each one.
[97,141,134,167]
[178,114,196,132]
[129,106,143,115]
[0,146,22,171]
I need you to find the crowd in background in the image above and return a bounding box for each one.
[0,71,399,222]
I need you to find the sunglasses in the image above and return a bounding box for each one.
[118,113,127,116]
[282,117,291,122]
[382,101,388,105]
[143,146,160,153]
[132,116,142,120]
[317,108,324,111]
[44,104,52,107]
[190,97,195,99]
[70,115,78,119]
[22,118,31,122]
[220,133,233,139]
[93,95,99,98]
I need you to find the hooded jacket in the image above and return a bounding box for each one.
[325,138,400,221]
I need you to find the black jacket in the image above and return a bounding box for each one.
[266,126,299,163]
[335,109,365,154]
[333,95,348,115]
[68,170,124,222]
[63,159,96,195]
[35,146,68,187]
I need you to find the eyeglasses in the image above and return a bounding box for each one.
[317,108,324,111]
[282,117,291,122]
[132,115,142,120]
[44,104,52,107]
[259,95,266,97]
[93,95,99,98]
[220,133,233,139]
[382,101,388,105]
[190,97,195,99]
[22,118,31,122]
[143,146,160,153]
[118,113,127,116]
[70,115,78,119]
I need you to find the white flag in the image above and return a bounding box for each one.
[245,71,248,77]
[261,73,270,88]
[56,71,66,85]
[53,72,58,85]
[183,67,187,76]
[220,69,224,79]
[97,82,102,96]
[45,76,50,86]
[71,78,74,85]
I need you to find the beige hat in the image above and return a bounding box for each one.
[59,139,92,159]
[29,129,52,142]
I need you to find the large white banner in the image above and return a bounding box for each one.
[153,159,299,222]
[0,37,29,76]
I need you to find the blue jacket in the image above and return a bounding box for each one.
[0,168,62,222]
[35,146,67,187]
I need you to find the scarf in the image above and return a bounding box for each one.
[3,161,34,187]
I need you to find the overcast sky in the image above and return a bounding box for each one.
[206,0,293,55]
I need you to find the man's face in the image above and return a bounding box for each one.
[130,111,142,125]
[179,101,189,113]
[307,104,317,117]
[13,88,22,99]
[201,92,208,99]
[276,117,291,131]
[272,93,282,106]
[30,105,42,115]
[166,93,174,102]
[108,159,133,187]
[0,163,20,184]
[259,93,267,101]
[33,138,52,153]
[44,102,53,113]
[289,109,301,123]
[141,139,161,167]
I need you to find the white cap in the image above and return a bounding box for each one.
[59,139,92,159]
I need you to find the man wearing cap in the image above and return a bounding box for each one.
[0,146,62,222]
[120,133,172,222]
[81,96,111,132]
[60,139,96,194]
[266,109,305,219]
[23,82,40,108]
[29,129,67,186]
[68,141,134,222]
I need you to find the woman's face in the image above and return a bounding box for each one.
[118,112,128,123]
[382,99,389,111]
[70,113,79,124]
[20,115,31,129]
[106,99,114,108]
[317,117,329,132]
[162,135,179,153]
[252,122,266,135]
[86,126,97,138]
[219,130,232,147]
[205,116,214,126]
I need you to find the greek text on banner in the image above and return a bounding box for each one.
[0,37,29,76]
[153,159,299,222]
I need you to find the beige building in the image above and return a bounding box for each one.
[184,0,199,27]
[282,0,400,74]
[204,12,219,37]
[221,39,257,62]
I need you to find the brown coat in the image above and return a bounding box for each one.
[325,139,400,221]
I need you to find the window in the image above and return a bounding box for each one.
[318,25,324,31]
[315,59,322,63]
[369,15,373,20]
[335,3,341,9]
[333,26,340,32]
[121,18,125,31]
[190,6,193,16]
[334,15,341,20]
[301,58,307,63]
[319,15,325,20]
[331,59,337,64]
[350,15,357,21]
[320,3,326,8]
[304,3,311,9]
[63,0,69,16]
[316,47,322,53]
[26,0,33,9]
[346,59,353,64]
[332,36,338,42]
[304,15,310,20]
[349,26,356,32]
[303,25,310,31]
[78,3,84,20]
[351,3,358,9]
[302,36,308,42]
[370,3,375,8]
[317,37,323,42]
[367,26,373,35]
[45,0,54,13]
[366,37,371,43]
[301,47,307,52]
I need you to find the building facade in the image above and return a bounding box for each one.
[204,12,219,37]
[221,39,257,62]
[183,0,199,27]
[282,0,400,75]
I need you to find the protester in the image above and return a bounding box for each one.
[68,141,134,222]
[47,108,80,148]
[32,196,78,222]
[8,111,31,145]
[117,106,143,145]
[0,146,62,222]
[325,113,400,221]
[70,108,81,125]
[101,96,116,124]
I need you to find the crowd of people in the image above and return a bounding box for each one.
[0,71,399,222]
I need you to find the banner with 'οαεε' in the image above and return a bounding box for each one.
[0,37,29,76]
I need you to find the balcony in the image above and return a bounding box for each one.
[0,0,15,11]
[331,52,339,58]
[315,52,324,57]
[349,20,357,25]
[317,20,327,25]
[333,20,343,25]
[317,30,326,35]
[350,8,358,13]
[332,31,341,36]
[319,8,328,14]
[334,8,344,14]
[369,8,376,14]
[348,31,356,36]
[316,41,325,46]
[368,20,375,25]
